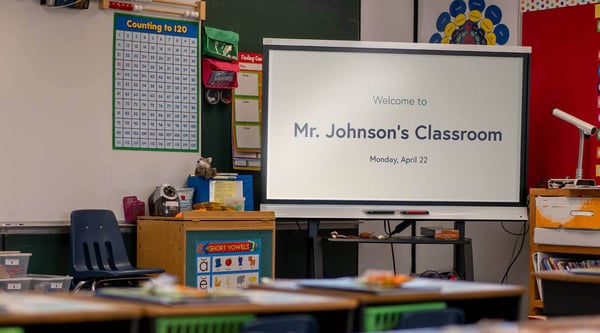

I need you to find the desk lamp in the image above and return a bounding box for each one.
[549,108,598,188]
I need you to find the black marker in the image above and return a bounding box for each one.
[363,210,395,215]
[400,210,429,215]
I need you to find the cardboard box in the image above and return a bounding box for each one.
[420,227,459,239]
[535,196,600,229]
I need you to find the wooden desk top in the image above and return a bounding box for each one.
[138,289,359,317]
[257,278,525,305]
[0,289,357,324]
[0,292,143,325]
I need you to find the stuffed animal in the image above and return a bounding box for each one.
[195,156,217,179]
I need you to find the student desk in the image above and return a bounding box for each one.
[258,278,524,331]
[0,289,357,333]
[0,292,143,333]
[117,289,358,333]
[384,315,600,333]
[533,270,600,317]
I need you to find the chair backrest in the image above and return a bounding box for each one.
[396,308,465,329]
[70,209,132,276]
[240,314,319,333]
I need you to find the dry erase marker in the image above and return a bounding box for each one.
[400,210,429,215]
[363,210,395,215]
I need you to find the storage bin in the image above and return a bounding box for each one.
[0,328,23,333]
[28,274,73,292]
[362,302,447,332]
[0,253,31,278]
[201,26,239,61]
[535,196,600,229]
[0,277,31,292]
[154,314,255,333]
[202,57,240,89]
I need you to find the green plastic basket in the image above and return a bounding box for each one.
[362,302,447,332]
[154,314,256,333]
[0,328,23,333]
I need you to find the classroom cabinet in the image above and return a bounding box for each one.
[528,188,600,316]
[137,211,275,291]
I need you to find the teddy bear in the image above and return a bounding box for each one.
[195,156,217,179]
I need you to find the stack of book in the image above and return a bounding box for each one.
[532,251,600,300]
[420,227,459,240]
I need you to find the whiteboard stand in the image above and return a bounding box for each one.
[316,220,473,281]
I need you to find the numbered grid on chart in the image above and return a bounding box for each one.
[113,29,198,151]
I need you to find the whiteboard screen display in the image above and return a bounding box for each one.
[261,39,530,216]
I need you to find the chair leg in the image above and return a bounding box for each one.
[94,276,153,290]
[73,280,91,293]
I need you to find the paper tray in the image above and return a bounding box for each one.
[568,268,600,275]
[96,287,249,306]
[298,277,440,295]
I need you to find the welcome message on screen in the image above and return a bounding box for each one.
[264,45,525,204]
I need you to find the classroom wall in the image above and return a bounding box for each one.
[0,1,195,223]
[359,0,529,320]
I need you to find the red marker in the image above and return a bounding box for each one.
[400,210,429,215]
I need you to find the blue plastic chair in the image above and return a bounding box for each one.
[240,314,319,333]
[70,209,165,291]
[396,308,465,329]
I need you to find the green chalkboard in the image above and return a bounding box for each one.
[200,0,360,209]
[204,0,360,53]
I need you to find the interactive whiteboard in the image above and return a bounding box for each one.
[261,39,530,221]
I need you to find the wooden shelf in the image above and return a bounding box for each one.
[528,188,600,316]
[328,236,471,245]
[326,230,473,281]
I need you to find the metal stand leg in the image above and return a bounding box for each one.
[453,220,474,281]
[409,221,416,275]
[307,219,323,278]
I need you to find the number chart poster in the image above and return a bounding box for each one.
[195,239,261,291]
[112,13,199,152]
